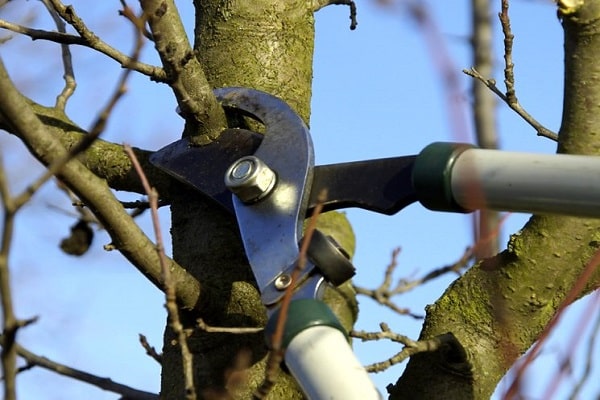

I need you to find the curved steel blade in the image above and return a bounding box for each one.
[215,87,316,305]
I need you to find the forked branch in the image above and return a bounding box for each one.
[351,324,459,373]
[463,0,558,141]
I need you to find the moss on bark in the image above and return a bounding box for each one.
[390,3,600,399]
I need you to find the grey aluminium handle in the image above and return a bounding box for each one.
[413,142,600,218]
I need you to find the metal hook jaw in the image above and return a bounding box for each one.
[215,88,322,306]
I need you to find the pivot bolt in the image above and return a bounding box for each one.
[274,274,292,290]
[225,156,276,203]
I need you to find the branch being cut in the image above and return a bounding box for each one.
[139,0,227,143]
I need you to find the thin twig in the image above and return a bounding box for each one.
[88,1,147,138]
[8,4,146,210]
[124,145,197,400]
[541,288,600,399]
[119,0,153,40]
[0,154,28,400]
[8,337,158,400]
[463,0,558,141]
[353,246,475,318]
[0,2,166,81]
[351,323,455,373]
[463,67,558,141]
[138,334,163,364]
[197,318,263,334]
[40,0,76,110]
[499,0,516,103]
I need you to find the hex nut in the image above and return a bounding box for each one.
[225,156,277,203]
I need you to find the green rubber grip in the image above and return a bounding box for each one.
[265,299,347,349]
[412,142,475,212]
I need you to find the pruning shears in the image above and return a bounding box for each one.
[151,87,600,399]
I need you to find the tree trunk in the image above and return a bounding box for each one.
[161,2,357,398]
[389,2,600,399]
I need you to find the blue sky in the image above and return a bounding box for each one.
[0,0,598,399]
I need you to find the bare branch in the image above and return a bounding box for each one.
[351,324,456,373]
[139,334,162,364]
[119,0,153,40]
[197,319,263,334]
[499,0,516,103]
[463,67,558,141]
[40,0,76,110]
[124,145,197,400]
[87,2,147,138]
[0,155,21,400]
[0,56,202,312]
[8,5,145,212]
[353,249,423,318]
[463,1,557,142]
[0,5,166,81]
[0,18,85,44]
[8,338,158,400]
[353,247,475,318]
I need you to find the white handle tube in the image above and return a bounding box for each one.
[413,143,600,218]
[451,149,600,217]
[285,325,381,400]
[266,299,380,399]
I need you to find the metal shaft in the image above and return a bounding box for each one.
[413,143,600,218]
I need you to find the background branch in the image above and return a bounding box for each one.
[0,57,203,311]
[463,1,558,142]
[470,0,500,259]
[0,5,166,81]
[464,67,558,141]
[353,247,474,319]
[7,337,158,400]
[351,324,458,373]
[40,0,76,110]
[125,144,197,400]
